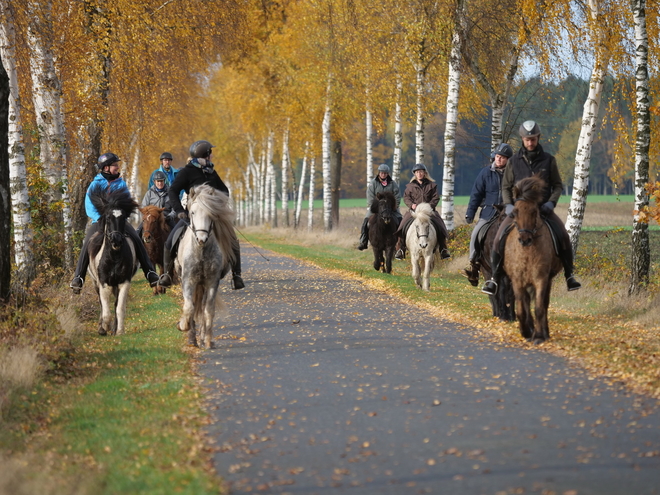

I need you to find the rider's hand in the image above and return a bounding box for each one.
[465,215,474,224]
[540,201,555,215]
[177,211,189,222]
[505,204,514,216]
[411,203,417,211]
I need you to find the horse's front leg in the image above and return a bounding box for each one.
[384,245,394,274]
[422,253,433,291]
[533,280,553,343]
[372,246,382,272]
[411,252,422,288]
[201,283,219,349]
[98,284,115,336]
[178,281,197,346]
[514,286,533,340]
[115,282,131,335]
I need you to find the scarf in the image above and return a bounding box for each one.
[191,157,214,174]
[101,171,120,182]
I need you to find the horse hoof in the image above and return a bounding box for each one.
[533,338,545,345]
[98,327,107,336]
[177,322,187,333]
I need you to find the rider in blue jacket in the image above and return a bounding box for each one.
[70,153,160,293]
[464,142,512,286]
[148,151,178,188]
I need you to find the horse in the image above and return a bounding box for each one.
[405,203,438,291]
[87,186,139,336]
[502,175,562,343]
[477,207,516,321]
[368,191,398,274]
[140,205,171,295]
[175,184,236,348]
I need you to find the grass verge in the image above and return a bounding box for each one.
[0,284,224,495]
[240,226,660,400]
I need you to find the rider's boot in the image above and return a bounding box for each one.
[394,237,405,260]
[70,233,92,294]
[464,260,480,287]
[357,218,369,251]
[158,249,175,288]
[481,249,503,296]
[231,244,245,290]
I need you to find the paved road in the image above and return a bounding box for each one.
[199,247,660,494]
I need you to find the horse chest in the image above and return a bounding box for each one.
[98,243,137,285]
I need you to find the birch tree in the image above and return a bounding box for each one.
[281,124,290,227]
[295,141,309,228]
[322,84,333,232]
[392,77,403,183]
[308,155,316,231]
[0,0,34,285]
[629,0,651,294]
[0,52,9,301]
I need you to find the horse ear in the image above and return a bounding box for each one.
[376,192,383,200]
[189,187,196,201]
[513,184,521,200]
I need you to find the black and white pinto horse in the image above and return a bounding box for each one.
[88,186,139,336]
[175,184,236,348]
[368,192,399,273]
[406,203,438,291]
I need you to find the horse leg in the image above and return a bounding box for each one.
[372,245,381,272]
[533,280,553,343]
[178,281,197,346]
[98,285,114,336]
[514,287,533,340]
[384,245,394,274]
[411,251,422,288]
[422,253,432,291]
[202,283,219,349]
[115,282,131,335]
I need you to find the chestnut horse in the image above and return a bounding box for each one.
[503,176,562,343]
[140,205,171,294]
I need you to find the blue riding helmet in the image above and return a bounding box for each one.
[412,163,427,173]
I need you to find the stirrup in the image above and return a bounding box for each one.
[394,249,405,260]
[440,248,451,260]
[357,241,368,251]
[70,276,83,294]
[481,279,498,296]
[158,273,173,288]
[146,270,159,287]
[566,275,582,291]
[232,275,245,290]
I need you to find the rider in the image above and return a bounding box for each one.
[394,163,450,261]
[69,152,160,293]
[357,164,402,250]
[141,170,176,231]
[481,121,582,295]
[157,140,245,290]
[148,152,178,188]
[464,142,513,286]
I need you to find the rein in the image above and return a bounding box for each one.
[513,200,541,238]
[188,214,214,244]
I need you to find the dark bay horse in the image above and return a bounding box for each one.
[503,176,562,343]
[140,205,171,295]
[368,192,398,274]
[88,186,139,336]
[478,207,515,321]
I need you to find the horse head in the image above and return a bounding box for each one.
[140,206,165,244]
[512,176,545,247]
[411,203,433,249]
[374,192,395,225]
[89,185,138,251]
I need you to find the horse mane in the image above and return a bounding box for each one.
[412,202,433,223]
[371,191,396,214]
[188,184,236,265]
[88,184,138,220]
[513,175,545,205]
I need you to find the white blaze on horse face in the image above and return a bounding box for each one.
[112,209,123,218]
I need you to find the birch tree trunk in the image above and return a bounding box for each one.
[629,0,650,294]
[331,140,342,228]
[365,96,373,188]
[267,131,277,227]
[414,66,425,165]
[281,125,290,227]
[308,156,316,232]
[322,87,333,232]
[295,142,309,228]
[0,1,34,284]
[0,52,11,301]
[392,77,403,183]
[565,0,612,254]
[28,0,66,203]
[440,21,463,231]
[259,147,266,224]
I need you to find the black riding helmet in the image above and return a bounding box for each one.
[153,171,167,182]
[377,164,390,174]
[97,152,121,170]
[160,152,173,161]
[412,163,427,173]
[493,142,513,158]
[189,140,214,159]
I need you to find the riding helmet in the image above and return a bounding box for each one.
[189,140,215,159]
[412,163,427,173]
[160,152,173,161]
[377,164,390,174]
[97,152,121,170]
[153,171,167,182]
[519,120,541,138]
[493,142,513,158]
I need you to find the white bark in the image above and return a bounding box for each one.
[365,96,373,187]
[392,76,403,183]
[441,25,462,231]
[0,0,34,280]
[281,125,290,227]
[27,0,66,202]
[266,131,277,226]
[414,67,425,165]
[322,84,332,232]
[308,156,316,232]
[259,146,266,224]
[565,0,612,254]
[295,142,309,228]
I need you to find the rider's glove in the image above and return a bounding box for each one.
[505,204,514,216]
[540,201,555,215]
[465,215,474,224]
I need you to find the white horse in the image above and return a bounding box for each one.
[406,203,438,291]
[175,184,236,348]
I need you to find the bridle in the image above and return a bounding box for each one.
[513,200,541,239]
[415,223,430,241]
[188,209,214,244]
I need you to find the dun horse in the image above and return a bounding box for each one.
[140,205,171,295]
[405,203,437,291]
[87,186,139,336]
[503,176,562,343]
[175,184,236,348]
[368,192,398,274]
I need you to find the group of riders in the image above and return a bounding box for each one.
[358,120,581,295]
[70,140,245,294]
[70,119,580,299]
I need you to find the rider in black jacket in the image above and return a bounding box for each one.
[157,140,245,290]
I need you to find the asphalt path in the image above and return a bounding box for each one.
[199,246,660,495]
